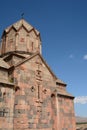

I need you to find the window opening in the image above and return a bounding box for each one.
[0,109,8,117]
[31,86,35,92]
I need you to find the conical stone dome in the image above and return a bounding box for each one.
[1,19,41,55]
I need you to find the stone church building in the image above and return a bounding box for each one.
[0,19,76,130]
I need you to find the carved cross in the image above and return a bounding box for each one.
[38,84,40,99]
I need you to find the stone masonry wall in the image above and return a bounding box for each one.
[0,85,14,130]
[0,69,8,82]
[13,54,58,130]
[58,95,76,130]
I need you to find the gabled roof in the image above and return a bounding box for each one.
[56,79,66,86]
[57,91,74,99]
[3,19,40,36]
[10,52,66,85]
[3,52,26,60]
[13,52,57,79]
[0,58,10,69]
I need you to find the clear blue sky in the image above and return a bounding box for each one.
[0,0,87,117]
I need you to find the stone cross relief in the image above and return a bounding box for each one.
[38,84,40,99]
[35,60,43,113]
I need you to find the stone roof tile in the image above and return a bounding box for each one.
[56,78,66,86]
[0,58,10,69]
[5,19,39,35]
[57,90,74,98]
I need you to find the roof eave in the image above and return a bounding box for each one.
[57,93,75,99]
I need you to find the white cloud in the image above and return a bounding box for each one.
[83,54,87,60]
[74,96,87,104]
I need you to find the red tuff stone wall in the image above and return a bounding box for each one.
[58,95,76,130]
[0,85,14,130]
[13,55,58,130]
[0,54,76,130]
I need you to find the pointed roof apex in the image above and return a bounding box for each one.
[4,19,40,35]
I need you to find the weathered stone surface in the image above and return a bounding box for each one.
[0,19,76,130]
